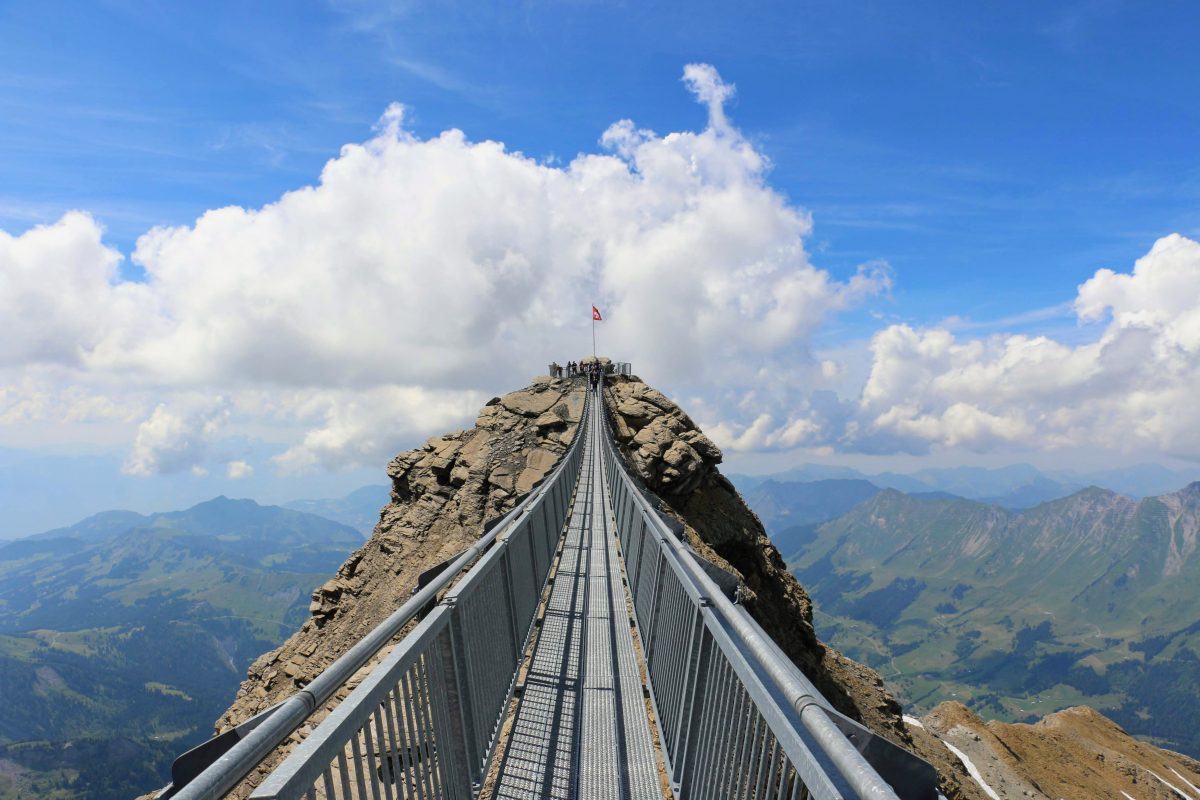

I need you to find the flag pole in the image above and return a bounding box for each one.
[592,313,596,357]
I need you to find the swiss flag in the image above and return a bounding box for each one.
[592,305,603,321]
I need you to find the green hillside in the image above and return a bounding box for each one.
[0,497,363,800]
[784,483,1200,757]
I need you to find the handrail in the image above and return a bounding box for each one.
[596,375,933,799]
[163,387,590,800]
[244,389,591,800]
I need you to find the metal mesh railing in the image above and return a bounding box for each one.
[601,438,845,798]
[597,379,934,800]
[246,398,590,800]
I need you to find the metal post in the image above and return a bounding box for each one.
[428,626,473,800]
[443,606,481,790]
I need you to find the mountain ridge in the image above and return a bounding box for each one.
[0,496,366,800]
[731,461,1200,510]
[787,480,1200,757]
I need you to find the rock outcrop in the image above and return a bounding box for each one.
[210,376,584,797]
[915,701,1200,800]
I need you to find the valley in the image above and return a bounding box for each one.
[738,474,1200,758]
[0,495,370,800]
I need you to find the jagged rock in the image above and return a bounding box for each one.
[516,447,560,494]
[680,429,721,463]
[488,463,517,493]
[534,409,566,430]
[500,386,562,417]
[615,397,660,424]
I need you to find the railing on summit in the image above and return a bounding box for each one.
[597,376,942,800]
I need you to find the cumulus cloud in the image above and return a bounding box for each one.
[24,64,1193,470]
[3,64,880,394]
[272,386,485,473]
[122,400,229,476]
[0,377,143,425]
[850,234,1200,457]
[226,460,254,480]
[0,212,152,369]
[682,63,736,133]
[0,64,888,472]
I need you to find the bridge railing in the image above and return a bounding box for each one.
[247,399,590,800]
[163,393,589,800]
[598,382,937,799]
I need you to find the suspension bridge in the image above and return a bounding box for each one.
[158,379,941,800]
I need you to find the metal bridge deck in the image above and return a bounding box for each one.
[491,396,661,799]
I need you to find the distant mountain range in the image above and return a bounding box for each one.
[283,484,389,536]
[730,461,1199,508]
[0,445,383,540]
[771,483,1200,758]
[0,496,364,800]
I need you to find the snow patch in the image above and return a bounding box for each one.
[1146,767,1198,800]
[902,714,925,729]
[1121,792,1138,800]
[1173,768,1200,798]
[943,741,1001,800]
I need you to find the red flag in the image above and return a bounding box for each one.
[592,305,603,321]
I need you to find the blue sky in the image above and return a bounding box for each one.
[4,0,1197,324]
[2,1,1200,534]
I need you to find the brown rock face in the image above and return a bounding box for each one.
[920,701,1200,800]
[210,376,584,796]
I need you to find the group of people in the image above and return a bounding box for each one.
[548,360,605,387]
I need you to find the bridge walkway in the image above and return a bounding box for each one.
[489,389,662,799]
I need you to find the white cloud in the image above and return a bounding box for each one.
[851,234,1200,457]
[0,377,143,425]
[272,386,485,473]
[682,63,736,133]
[0,212,152,369]
[2,65,884,397]
[17,64,1194,471]
[0,64,888,473]
[122,400,229,476]
[226,460,254,480]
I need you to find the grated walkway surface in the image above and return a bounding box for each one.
[492,392,661,800]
